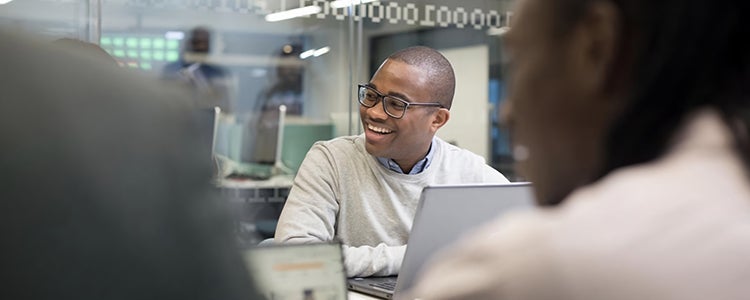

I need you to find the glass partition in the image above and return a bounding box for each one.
[0,0,96,41]
[1,0,517,244]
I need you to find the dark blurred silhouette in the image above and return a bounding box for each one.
[257,44,304,115]
[163,26,233,112]
[0,30,259,300]
[407,0,750,299]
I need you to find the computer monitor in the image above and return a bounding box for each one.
[216,106,333,179]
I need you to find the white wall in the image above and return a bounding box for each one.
[437,45,491,161]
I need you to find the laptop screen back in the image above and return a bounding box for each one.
[243,243,348,300]
[394,182,535,294]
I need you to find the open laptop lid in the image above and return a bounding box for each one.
[243,242,348,300]
[393,182,535,294]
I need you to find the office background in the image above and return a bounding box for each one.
[1,0,516,243]
[0,0,515,174]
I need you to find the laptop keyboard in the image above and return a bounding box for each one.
[370,280,396,291]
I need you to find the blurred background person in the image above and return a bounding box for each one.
[405,0,750,299]
[256,43,304,116]
[1,29,258,300]
[163,26,234,112]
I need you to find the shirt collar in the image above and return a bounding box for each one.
[376,138,436,175]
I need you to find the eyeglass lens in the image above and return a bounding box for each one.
[359,86,408,118]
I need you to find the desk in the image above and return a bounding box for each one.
[348,290,383,300]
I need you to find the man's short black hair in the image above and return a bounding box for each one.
[387,46,456,110]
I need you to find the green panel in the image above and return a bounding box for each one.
[166,51,179,62]
[113,38,124,47]
[282,123,334,173]
[140,38,152,48]
[166,40,179,50]
[140,51,152,60]
[127,50,138,58]
[100,37,112,45]
[113,49,126,58]
[140,62,153,70]
[126,38,138,48]
[153,38,165,49]
[153,52,165,61]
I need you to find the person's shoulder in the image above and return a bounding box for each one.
[162,61,183,71]
[301,135,369,171]
[315,135,361,148]
[308,135,365,155]
[202,64,230,77]
[434,137,486,162]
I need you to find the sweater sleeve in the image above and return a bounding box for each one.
[275,141,407,277]
[275,143,339,244]
[343,244,406,277]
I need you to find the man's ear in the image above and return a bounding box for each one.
[431,108,450,131]
[571,0,621,95]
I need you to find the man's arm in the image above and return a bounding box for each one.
[275,143,405,277]
[275,144,339,243]
[342,244,406,277]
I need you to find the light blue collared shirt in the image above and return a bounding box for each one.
[376,138,436,175]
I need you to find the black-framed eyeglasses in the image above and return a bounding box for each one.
[358,84,444,119]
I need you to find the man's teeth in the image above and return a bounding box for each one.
[368,124,393,134]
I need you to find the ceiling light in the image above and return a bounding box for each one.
[313,47,330,57]
[299,49,315,59]
[265,5,322,22]
[165,31,185,40]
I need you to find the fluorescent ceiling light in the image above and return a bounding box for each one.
[313,46,330,57]
[165,31,185,40]
[0,0,15,4]
[299,49,315,59]
[300,47,330,59]
[265,5,322,22]
[330,0,376,9]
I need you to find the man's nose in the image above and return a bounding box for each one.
[367,99,389,120]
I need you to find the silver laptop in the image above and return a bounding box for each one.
[347,182,535,299]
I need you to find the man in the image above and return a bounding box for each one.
[1,30,258,300]
[406,0,750,299]
[275,46,509,277]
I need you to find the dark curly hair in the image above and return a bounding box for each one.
[552,0,750,183]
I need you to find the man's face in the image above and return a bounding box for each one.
[360,59,443,166]
[503,0,621,204]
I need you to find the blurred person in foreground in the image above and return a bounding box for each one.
[0,30,258,299]
[405,0,750,299]
[275,46,509,277]
[52,38,120,66]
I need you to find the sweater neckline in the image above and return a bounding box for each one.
[356,135,444,182]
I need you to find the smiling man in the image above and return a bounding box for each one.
[274,46,508,277]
